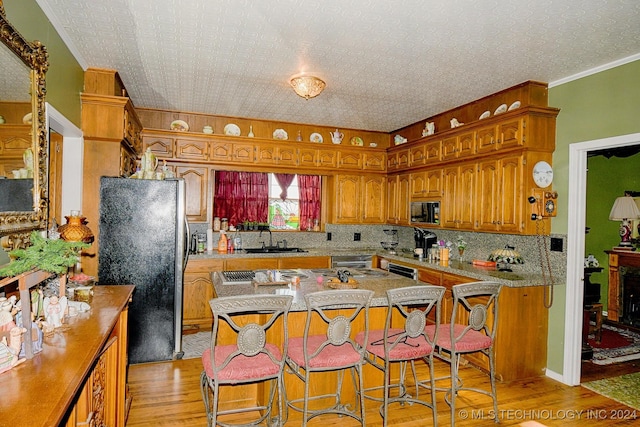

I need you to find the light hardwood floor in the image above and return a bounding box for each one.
[126,357,638,426]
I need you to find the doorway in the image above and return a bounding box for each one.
[565,132,640,386]
[45,103,83,220]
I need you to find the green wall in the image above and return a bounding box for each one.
[547,58,640,375]
[5,0,83,127]
[585,153,640,311]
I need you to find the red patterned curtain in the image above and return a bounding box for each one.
[298,175,321,230]
[274,173,295,200]
[214,171,268,226]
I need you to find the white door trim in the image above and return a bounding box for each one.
[45,103,84,218]
[564,132,640,386]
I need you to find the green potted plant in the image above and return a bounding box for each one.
[0,231,89,278]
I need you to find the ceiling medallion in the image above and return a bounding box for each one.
[289,73,326,100]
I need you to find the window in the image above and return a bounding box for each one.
[213,171,321,230]
[269,174,300,230]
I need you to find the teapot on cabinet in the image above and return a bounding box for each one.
[140,148,158,173]
[330,129,344,145]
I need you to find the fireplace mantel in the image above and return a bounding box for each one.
[605,250,640,323]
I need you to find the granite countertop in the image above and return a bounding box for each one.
[194,247,563,288]
[211,268,423,311]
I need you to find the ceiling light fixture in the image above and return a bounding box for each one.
[289,73,325,100]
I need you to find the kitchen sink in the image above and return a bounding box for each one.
[243,247,308,254]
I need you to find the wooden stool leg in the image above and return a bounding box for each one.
[594,307,603,344]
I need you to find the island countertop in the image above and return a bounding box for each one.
[211,269,421,311]
[194,247,563,288]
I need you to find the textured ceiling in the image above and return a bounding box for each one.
[36,0,640,132]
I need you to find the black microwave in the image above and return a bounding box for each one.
[410,201,440,225]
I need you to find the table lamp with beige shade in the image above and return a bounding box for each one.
[609,194,640,249]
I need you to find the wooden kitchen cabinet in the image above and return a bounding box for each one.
[298,146,338,169]
[174,164,210,222]
[409,144,426,167]
[143,133,174,157]
[81,79,143,275]
[387,147,409,171]
[476,154,523,232]
[361,174,387,223]
[363,151,386,171]
[386,173,410,225]
[410,168,442,199]
[333,174,361,223]
[337,150,363,170]
[476,118,524,154]
[278,256,331,269]
[255,143,298,166]
[441,131,475,161]
[333,174,386,224]
[183,258,223,330]
[441,163,475,229]
[210,140,255,164]
[176,137,209,161]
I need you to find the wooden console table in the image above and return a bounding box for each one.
[605,250,640,321]
[0,285,134,427]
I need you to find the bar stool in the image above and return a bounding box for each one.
[584,303,603,344]
[200,294,293,427]
[356,285,445,427]
[285,289,374,426]
[426,281,502,426]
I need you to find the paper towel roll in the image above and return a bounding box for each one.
[206,229,214,251]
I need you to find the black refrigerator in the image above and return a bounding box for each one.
[97,177,189,364]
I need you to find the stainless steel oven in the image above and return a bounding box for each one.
[387,262,418,280]
[331,255,373,269]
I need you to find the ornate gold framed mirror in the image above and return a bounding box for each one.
[0,1,49,250]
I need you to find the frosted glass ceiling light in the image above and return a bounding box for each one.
[289,73,325,100]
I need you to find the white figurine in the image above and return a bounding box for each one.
[0,300,16,333]
[422,121,435,137]
[450,118,463,128]
[0,326,26,374]
[43,295,68,329]
[394,135,408,145]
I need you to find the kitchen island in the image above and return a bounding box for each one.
[205,263,548,422]
[211,267,419,311]
[194,251,550,383]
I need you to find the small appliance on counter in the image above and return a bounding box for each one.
[381,229,399,254]
[414,228,437,257]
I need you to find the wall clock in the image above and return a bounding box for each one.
[532,161,553,188]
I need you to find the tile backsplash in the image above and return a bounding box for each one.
[190,222,567,279]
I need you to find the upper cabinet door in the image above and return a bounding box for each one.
[142,134,174,158]
[176,138,208,161]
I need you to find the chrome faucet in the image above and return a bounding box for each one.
[259,228,273,248]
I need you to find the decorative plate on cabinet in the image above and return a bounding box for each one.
[309,132,323,143]
[224,123,241,136]
[170,120,189,132]
[350,136,364,146]
[479,110,491,120]
[273,129,288,140]
[494,104,508,115]
[508,101,521,111]
[22,112,32,125]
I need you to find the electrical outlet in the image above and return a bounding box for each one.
[550,237,563,252]
[327,232,332,241]
[354,232,361,241]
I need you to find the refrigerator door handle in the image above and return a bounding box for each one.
[183,218,190,271]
